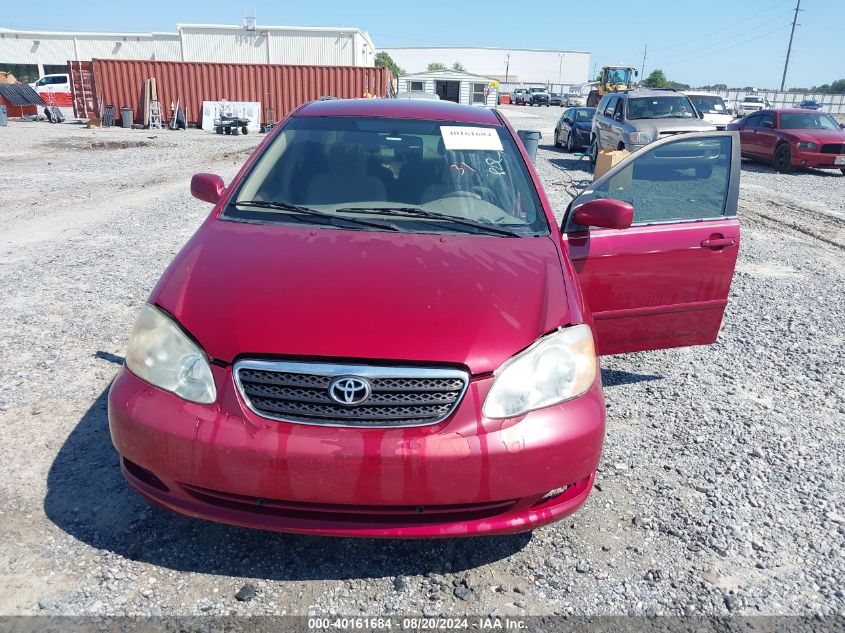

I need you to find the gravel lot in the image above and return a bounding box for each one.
[1,109,843,619]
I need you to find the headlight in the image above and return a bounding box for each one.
[625,131,656,145]
[482,325,597,419]
[796,141,817,150]
[125,304,217,404]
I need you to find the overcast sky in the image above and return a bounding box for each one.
[4,0,839,89]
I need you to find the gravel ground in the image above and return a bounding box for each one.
[0,111,843,619]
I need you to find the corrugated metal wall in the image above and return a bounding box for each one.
[181,28,269,64]
[383,48,591,85]
[92,59,392,125]
[269,32,354,66]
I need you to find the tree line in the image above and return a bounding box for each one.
[375,52,467,78]
[644,69,845,94]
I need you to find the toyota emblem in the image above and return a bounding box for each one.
[328,376,372,406]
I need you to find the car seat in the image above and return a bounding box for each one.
[305,143,387,205]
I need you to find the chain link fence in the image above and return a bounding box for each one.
[710,89,845,115]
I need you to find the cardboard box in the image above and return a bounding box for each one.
[594,148,630,181]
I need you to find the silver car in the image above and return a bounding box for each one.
[590,89,716,161]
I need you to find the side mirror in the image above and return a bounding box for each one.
[840,123,845,129]
[571,198,634,230]
[614,112,623,122]
[563,117,572,124]
[761,120,774,128]
[191,173,226,204]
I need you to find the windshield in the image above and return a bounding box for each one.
[627,96,696,120]
[779,112,840,130]
[573,108,595,122]
[605,68,632,85]
[225,116,548,236]
[744,97,764,103]
[689,95,727,114]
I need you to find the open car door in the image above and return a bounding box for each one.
[561,131,741,356]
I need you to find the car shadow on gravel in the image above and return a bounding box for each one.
[44,388,531,580]
[601,368,662,387]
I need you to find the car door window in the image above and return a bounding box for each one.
[603,96,618,118]
[613,98,625,121]
[745,113,762,127]
[596,96,609,115]
[757,112,775,128]
[566,134,735,227]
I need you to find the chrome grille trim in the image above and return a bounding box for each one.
[233,360,469,428]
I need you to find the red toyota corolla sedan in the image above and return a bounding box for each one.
[109,99,741,538]
[727,108,845,174]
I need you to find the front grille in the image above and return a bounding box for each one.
[234,360,469,428]
[820,144,845,155]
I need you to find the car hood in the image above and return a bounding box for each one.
[632,119,717,134]
[785,129,845,145]
[151,221,570,374]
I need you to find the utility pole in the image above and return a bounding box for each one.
[640,45,647,81]
[505,53,510,84]
[780,0,801,91]
[558,52,565,88]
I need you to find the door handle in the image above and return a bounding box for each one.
[701,237,736,249]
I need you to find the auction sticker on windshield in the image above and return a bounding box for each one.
[441,126,504,151]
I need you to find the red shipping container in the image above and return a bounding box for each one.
[90,59,393,126]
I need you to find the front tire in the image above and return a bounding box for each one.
[589,136,599,165]
[841,168,845,175]
[774,144,794,173]
[554,129,560,147]
[566,131,575,152]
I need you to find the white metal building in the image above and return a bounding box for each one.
[0,23,376,83]
[399,70,498,107]
[383,46,590,91]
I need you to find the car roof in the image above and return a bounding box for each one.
[619,90,686,98]
[296,98,501,125]
[770,108,827,113]
[685,92,722,97]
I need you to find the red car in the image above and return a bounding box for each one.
[728,108,845,174]
[109,99,741,538]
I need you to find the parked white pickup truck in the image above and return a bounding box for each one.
[686,92,734,129]
[735,95,770,116]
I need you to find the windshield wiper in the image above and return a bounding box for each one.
[231,200,400,232]
[337,207,522,237]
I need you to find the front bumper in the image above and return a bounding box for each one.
[792,148,845,169]
[108,365,605,538]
